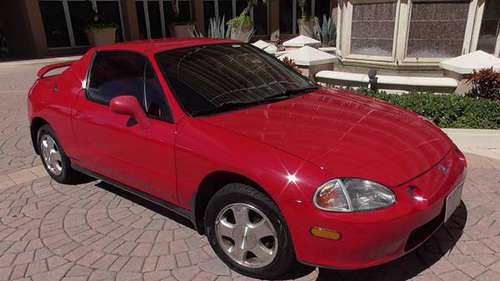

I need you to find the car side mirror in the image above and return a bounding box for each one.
[110,96,151,129]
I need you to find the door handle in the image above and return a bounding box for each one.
[53,83,59,93]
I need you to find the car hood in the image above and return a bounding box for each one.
[201,88,451,187]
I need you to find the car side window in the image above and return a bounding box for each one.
[87,51,146,106]
[144,63,172,122]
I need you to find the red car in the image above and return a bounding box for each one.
[28,38,466,279]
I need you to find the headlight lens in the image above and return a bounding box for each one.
[313,179,396,212]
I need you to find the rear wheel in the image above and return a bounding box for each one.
[37,124,81,184]
[205,183,300,279]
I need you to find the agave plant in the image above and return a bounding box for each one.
[319,15,336,46]
[208,16,231,39]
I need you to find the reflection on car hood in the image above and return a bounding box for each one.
[201,88,451,186]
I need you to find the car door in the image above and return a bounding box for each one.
[73,51,178,203]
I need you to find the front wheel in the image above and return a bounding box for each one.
[205,183,300,279]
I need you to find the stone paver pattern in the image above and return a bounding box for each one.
[1,62,500,281]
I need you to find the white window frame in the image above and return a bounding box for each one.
[339,0,400,62]
[41,0,125,49]
[469,0,500,56]
[399,0,476,64]
[338,0,490,65]
[136,0,192,39]
[205,0,269,35]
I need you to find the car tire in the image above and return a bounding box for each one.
[37,124,81,184]
[205,183,299,280]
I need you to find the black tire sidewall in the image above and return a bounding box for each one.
[37,124,71,183]
[205,184,296,279]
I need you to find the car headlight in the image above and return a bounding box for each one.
[313,179,396,212]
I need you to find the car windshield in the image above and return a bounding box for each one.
[155,43,316,116]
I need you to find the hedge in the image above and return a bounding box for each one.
[355,89,500,129]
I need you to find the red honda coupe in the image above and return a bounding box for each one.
[28,38,467,279]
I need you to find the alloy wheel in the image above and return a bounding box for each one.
[215,203,278,268]
[40,135,63,176]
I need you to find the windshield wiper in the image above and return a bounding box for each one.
[191,85,320,117]
[262,85,320,101]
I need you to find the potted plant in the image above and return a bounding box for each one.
[84,1,117,46]
[227,0,266,42]
[168,0,196,37]
[86,23,117,46]
[297,0,319,38]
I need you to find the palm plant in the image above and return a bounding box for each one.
[226,0,266,42]
[227,0,267,27]
[246,0,267,13]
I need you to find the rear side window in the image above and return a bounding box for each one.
[88,51,146,105]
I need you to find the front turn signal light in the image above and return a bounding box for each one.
[311,227,341,240]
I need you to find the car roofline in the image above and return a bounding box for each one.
[94,38,239,55]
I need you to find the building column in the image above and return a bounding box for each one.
[24,0,48,57]
[269,0,280,41]
[0,0,48,58]
[331,0,338,21]
[121,0,140,41]
[193,0,205,34]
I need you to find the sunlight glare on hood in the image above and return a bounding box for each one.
[286,173,299,184]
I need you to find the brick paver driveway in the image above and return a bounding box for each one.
[1,62,500,281]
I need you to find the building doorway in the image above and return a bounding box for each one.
[0,21,9,59]
[135,0,193,39]
[202,0,269,36]
[279,0,332,36]
[39,0,125,49]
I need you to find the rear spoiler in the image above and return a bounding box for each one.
[37,61,76,79]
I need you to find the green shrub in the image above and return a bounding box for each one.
[356,89,500,129]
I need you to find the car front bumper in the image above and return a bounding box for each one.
[284,148,467,269]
